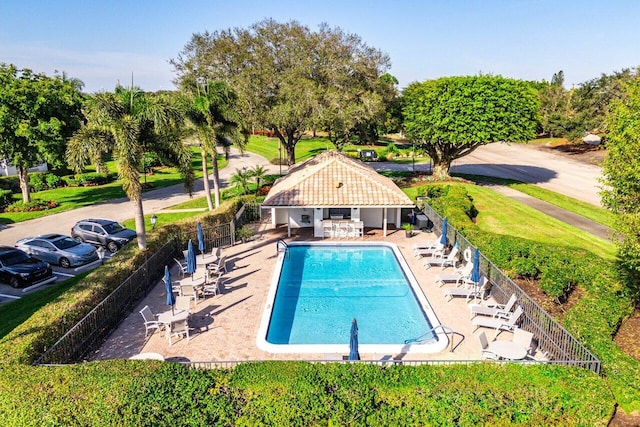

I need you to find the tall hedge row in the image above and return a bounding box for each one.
[0,361,613,426]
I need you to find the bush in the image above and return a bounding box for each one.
[0,175,20,192]
[0,189,13,212]
[5,199,58,212]
[75,172,115,186]
[45,173,63,189]
[29,172,47,192]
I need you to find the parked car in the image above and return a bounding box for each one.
[0,246,55,288]
[15,234,99,268]
[70,219,137,253]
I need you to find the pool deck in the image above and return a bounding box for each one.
[91,226,505,363]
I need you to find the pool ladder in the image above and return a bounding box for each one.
[276,239,289,257]
[404,324,461,353]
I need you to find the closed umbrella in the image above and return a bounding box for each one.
[186,239,197,279]
[470,248,480,285]
[349,318,360,361]
[439,218,448,246]
[196,222,205,257]
[164,265,176,314]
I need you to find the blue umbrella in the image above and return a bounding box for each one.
[186,239,197,279]
[439,218,448,246]
[349,318,360,361]
[196,222,205,256]
[164,265,176,313]
[470,248,481,284]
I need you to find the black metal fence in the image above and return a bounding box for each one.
[35,237,179,365]
[421,204,601,373]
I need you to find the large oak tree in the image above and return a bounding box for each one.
[0,64,84,202]
[402,75,540,179]
[171,19,390,165]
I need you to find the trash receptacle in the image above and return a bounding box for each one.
[415,214,431,230]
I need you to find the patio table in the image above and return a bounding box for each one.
[196,253,219,268]
[486,340,528,360]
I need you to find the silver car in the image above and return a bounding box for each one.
[15,234,99,268]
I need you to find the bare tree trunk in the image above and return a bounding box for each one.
[432,162,451,180]
[201,149,214,211]
[18,167,31,203]
[211,150,221,208]
[133,198,146,250]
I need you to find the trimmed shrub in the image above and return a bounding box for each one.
[45,173,63,189]
[0,189,13,212]
[75,172,115,186]
[0,175,20,192]
[29,172,47,192]
[5,199,58,212]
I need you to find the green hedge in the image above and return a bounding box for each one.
[0,189,12,211]
[0,361,613,426]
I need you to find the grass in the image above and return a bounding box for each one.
[403,182,616,260]
[0,147,227,225]
[457,173,614,228]
[0,273,88,339]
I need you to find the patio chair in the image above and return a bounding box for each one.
[175,295,193,313]
[423,246,459,270]
[180,284,198,306]
[444,275,491,303]
[139,305,162,337]
[207,255,227,274]
[174,258,188,277]
[472,305,524,339]
[435,261,473,286]
[414,242,445,258]
[167,318,190,345]
[512,328,534,358]
[477,331,499,360]
[469,293,518,319]
[202,271,225,298]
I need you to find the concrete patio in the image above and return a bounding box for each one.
[91,226,505,363]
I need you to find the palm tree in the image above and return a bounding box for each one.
[230,168,251,195]
[251,165,267,194]
[66,85,194,250]
[181,80,243,210]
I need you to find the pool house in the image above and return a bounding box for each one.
[261,150,414,238]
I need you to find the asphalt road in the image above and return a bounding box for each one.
[0,142,604,246]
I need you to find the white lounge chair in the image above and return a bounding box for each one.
[472,305,524,338]
[174,258,188,277]
[202,271,225,298]
[412,235,443,252]
[444,275,491,303]
[139,305,162,337]
[435,261,473,286]
[207,255,227,274]
[175,295,193,313]
[414,242,445,258]
[423,246,459,270]
[469,294,518,319]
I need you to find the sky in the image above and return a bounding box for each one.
[2,0,639,93]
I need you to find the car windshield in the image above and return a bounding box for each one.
[102,222,125,234]
[0,250,31,266]
[52,237,80,250]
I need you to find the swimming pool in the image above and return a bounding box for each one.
[257,242,449,355]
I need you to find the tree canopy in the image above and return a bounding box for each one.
[0,64,84,201]
[402,75,540,179]
[171,19,390,164]
[601,78,640,277]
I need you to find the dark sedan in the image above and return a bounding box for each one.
[0,246,56,288]
[15,234,99,268]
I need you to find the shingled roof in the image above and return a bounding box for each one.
[262,150,414,208]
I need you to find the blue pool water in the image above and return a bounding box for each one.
[266,244,434,345]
